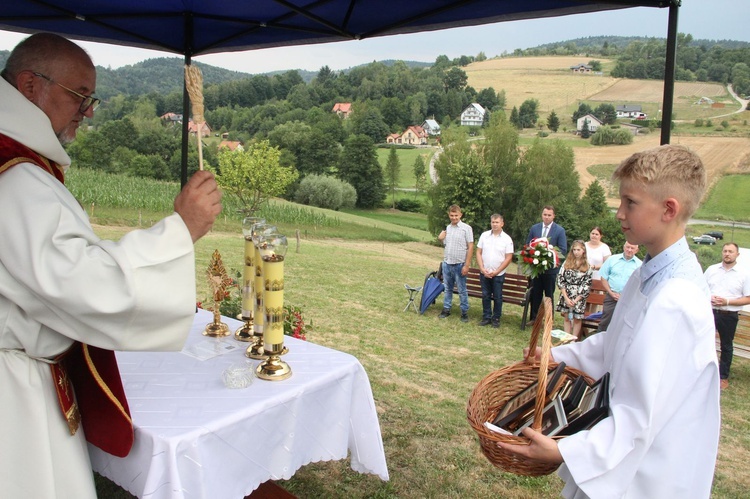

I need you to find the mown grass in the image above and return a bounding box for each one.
[376,147,436,189]
[696,175,750,222]
[93,224,750,499]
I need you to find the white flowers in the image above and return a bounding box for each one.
[533,258,539,265]
[534,250,540,256]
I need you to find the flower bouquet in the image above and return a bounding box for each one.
[517,237,560,279]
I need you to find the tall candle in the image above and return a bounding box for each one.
[262,255,285,346]
[243,237,254,287]
[241,286,253,318]
[253,244,264,333]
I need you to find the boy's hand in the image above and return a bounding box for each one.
[497,427,563,465]
[438,230,447,241]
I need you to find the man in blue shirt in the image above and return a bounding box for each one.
[598,243,642,332]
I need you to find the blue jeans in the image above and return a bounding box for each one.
[480,273,505,320]
[442,262,468,313]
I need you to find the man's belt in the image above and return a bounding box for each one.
[714,309,738,316]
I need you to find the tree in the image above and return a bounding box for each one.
[518,99,539,128]
[385,147,401,209]
[214,140,298,214]
[581,119,591,139]
[442,67,468,91]
[572,102,593,124]
[507,139,580,244]
[593,103,617,125]
[476,87,500,111]
[588,60,602,72]
[338,134,386,208]
[509,106,521,129]
[413,154,427,195]
[547,110,560,132]
[350,106,390,144]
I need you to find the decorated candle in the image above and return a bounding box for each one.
[262,255,285,346]
[243,237,254,287]
[253,243,264,333]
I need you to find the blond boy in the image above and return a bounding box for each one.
[501,145,720,498]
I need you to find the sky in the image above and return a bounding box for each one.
[0,1,747,75]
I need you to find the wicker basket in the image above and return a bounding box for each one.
[466,297,593,476]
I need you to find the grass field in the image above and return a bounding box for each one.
[92,219,750,499]
[697,174,750,221]
[376,147,436,189]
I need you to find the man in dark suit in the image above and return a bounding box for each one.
[526,205,567,320]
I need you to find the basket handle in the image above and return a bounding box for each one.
[524,297,554,433]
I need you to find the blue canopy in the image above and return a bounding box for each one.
[0,1,672,57]
[0,1,679,183]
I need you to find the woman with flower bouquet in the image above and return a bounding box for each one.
[556,240,593,339]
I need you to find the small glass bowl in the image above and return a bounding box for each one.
[222,363,255,389]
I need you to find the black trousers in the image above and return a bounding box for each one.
[597,294,618,333]
[714,310,739,380]
[529,270,557,320]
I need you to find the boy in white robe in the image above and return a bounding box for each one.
[500,144,720,498]
[0,33,222,498]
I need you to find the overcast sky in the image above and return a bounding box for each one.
[0,1,747,75]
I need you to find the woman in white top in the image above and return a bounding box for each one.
[585,226,611,280]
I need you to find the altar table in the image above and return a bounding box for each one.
[89,308,389,498]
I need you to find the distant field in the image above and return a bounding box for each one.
[466,56,736,121]
[466,56,617,114]
[697,174,750,221]
[574,135,750,206]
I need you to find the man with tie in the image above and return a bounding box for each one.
[526,205,567,320]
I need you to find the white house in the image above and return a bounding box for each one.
[421,119,441,136]
[615,104,643,118]
[576,114,602,134]
[460,103,485,127]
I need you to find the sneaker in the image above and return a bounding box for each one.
[492,319,500,328]
[460,313,469,323]
[720,379,729,390]
[479,318,492,326]
[438,309,451,319]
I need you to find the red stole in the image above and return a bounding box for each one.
[0,132,134,457]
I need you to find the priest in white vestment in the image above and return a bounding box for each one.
[0,33,222,498]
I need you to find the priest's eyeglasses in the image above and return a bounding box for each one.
[32,71,101,113]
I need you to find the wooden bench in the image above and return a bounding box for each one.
[715,311,750,360]
[436,266,532,329]
[580,279,608,337]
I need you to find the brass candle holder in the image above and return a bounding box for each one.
[235,216,265,341]
[256,233,292,381]
[203,249,234,337]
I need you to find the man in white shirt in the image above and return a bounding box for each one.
[476,214,514,327]
[704,242,750,389]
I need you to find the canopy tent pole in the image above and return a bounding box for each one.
[660,0,680,145]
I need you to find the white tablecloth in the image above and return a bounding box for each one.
[89,308,389,498]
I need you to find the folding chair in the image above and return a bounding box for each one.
[403,284,423,313]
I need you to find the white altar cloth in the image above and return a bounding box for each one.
[89,308,389,498]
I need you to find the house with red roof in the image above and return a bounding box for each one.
[332,102,352,119]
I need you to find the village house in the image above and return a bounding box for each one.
[188,120,211,137]
[421,118,441,136]
[218,140,243,152]
[570,63,592,73]
[576,114,602,134]
[332,102,352,119]
[615,104,643,118]
[386,125,428,145]
[460,103,485,127]
[160,112,183,123]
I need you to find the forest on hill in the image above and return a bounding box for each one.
[3,34,749,231]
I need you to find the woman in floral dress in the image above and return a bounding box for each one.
[556,240,593,339]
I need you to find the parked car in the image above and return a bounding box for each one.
[705,231,724,240]
[693,235,717,245]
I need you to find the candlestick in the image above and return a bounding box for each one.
[245,224,277,359]
[235,217,265,341]
[257,233,291,381]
